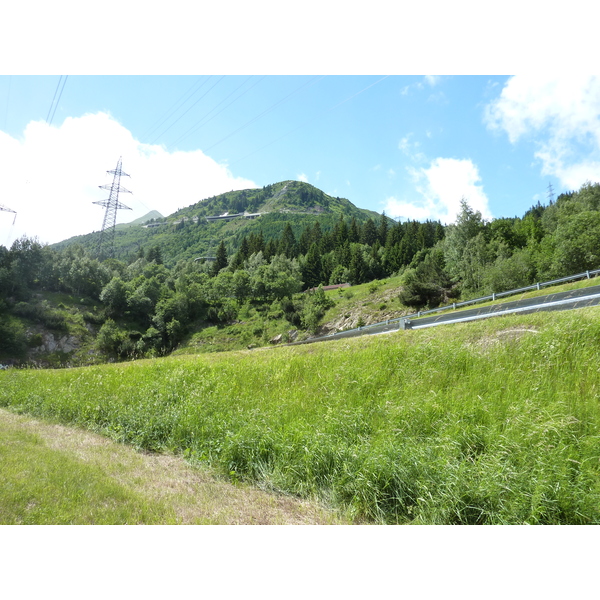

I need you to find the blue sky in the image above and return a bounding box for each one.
[1,6,599,248]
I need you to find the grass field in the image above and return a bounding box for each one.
[0,409,341,524]
[2,305,600,524]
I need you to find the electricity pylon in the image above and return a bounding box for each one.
[547,182,555,204]
[0,203,17,225]
[93,157,132,259]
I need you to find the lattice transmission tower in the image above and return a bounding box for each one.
[0,203,17,225]
[93,157,132,259]
[547,182,555,204]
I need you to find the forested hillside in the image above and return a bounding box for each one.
[52,180,383,266]
[2,180,600,367]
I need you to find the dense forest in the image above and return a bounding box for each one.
[2,180,600,365]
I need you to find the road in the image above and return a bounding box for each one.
[290,284,600,346]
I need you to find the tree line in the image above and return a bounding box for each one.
[2,181,600,361]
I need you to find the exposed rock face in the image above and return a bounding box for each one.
[28,331,80,354]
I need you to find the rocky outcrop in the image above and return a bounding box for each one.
[27,330,80,354]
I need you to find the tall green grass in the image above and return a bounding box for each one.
[2,309,600,523]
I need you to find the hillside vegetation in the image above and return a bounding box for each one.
[2,308,600,524]
[52,181,383,266]
[2,179,600,367]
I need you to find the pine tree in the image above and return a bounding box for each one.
[278,222,297,258]
[348,218,360,244]
[298,225,313,255]
[248,230,265,255]
[231,236,250,271]
[264,238,278,262]
[301,242,323,290]
[378,212,389,246]
[146,245,163,264]
[311,221,323,248]
[212,241,228,276]
[361,218,377,246]
[348,245,368,285]
[333,214,349,248]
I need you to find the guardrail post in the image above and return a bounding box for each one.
[417,311,421,318]
[492,293,495,301]
[587,270,590,279]
[537,283,540,290]
[453,303,456,310]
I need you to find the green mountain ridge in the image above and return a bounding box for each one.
[52,181,385,265]
[115,210,164,230]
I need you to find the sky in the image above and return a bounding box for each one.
[1,5,599,249]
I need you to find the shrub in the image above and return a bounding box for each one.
[12,301,68,331]
[0,317,28,358]
[399,269,444,309]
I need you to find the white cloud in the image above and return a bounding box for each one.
[382,197,431,222]
[424,75,441,86]
[383,157,492,224]
[485,75,600,188]
[400,76,441,97]
[398,135,412,153]
[398,133,425,162]
[0,113,257,247]
[297,173,308,183]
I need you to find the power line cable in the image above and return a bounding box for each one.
[229,75,389,167]
[141,76,209,141]
[46,76,63,123]
[201,76,324,154]
[150,76,226,144]
[46,75,68,126]
[170,75,265,147]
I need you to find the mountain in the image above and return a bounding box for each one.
[174,180,379,220]
[52,181,387,265]
[115,210,164,230]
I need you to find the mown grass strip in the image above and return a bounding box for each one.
[2,308,600,524]
[0,409,341,525]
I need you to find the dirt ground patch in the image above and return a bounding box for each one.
[472,326,540,353]
[0,408,343,525]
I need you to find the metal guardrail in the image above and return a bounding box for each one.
[309,268,600,342]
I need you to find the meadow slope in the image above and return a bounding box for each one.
[2,308,600,524]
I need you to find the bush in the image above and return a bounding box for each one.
[27,333,44,348]
[399,269,445,309]
[12,301,68,331]
[96,319,129,358]
[83,311,106,325]
[280,296,302,327]
[0,317,28,358]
